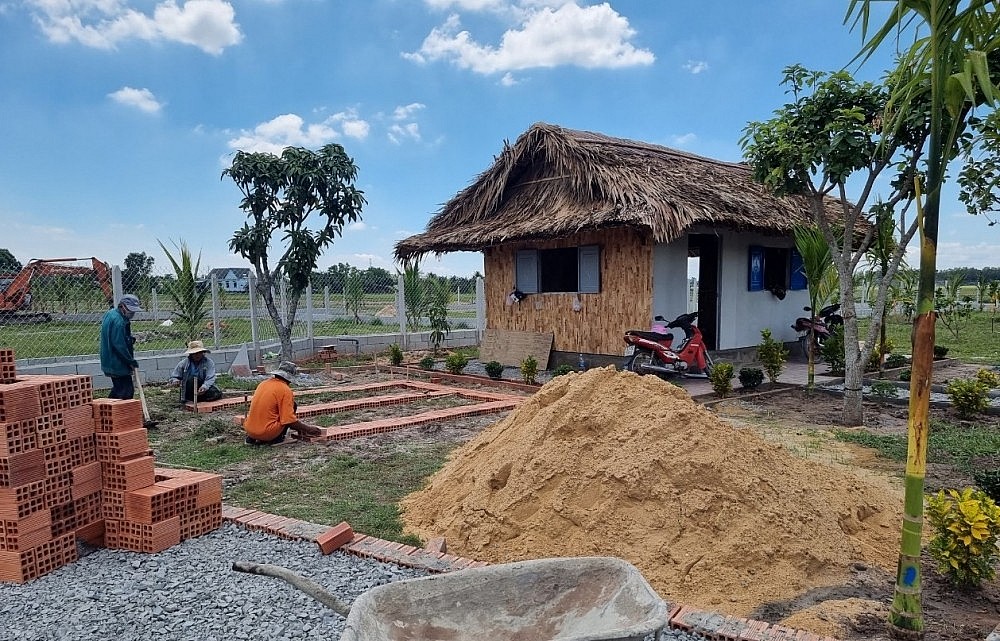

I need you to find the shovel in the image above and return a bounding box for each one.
[133,369,158,429]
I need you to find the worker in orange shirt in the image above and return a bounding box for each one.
[242,361,321,445]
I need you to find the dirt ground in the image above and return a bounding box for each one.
[709,379,1000,641]
[151,364,999,641]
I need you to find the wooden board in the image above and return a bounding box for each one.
[480,329,554,368]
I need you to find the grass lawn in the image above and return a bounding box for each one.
[861,310,1000,362]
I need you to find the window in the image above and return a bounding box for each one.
[516,245,601,294]
[748,245,806,292]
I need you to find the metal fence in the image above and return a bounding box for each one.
[0,259,484,363]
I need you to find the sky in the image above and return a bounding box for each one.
[1,0,997,279]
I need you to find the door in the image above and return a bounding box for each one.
[688,234,720,350]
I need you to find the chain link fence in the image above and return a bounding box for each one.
[1,259,484,364]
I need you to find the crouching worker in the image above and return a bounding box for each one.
[169,340,223,403]
[243,361,321,446]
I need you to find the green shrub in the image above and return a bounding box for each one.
[444,352,468,375]
[552,364,574,377]
[974,468,1000,504]
[868,380,899,400]
[934,345,950,359]
[419,355,435,371]
[387,344,404,367]
[885,353,908,369]
[946,378,990,419]
[709,362,734,398]
[820,325,846,374]
[520,356,538,385]
[738,367,764,391]
[484,360,504,380]
[757,329,788,384]
[898,367,911,382]
[975,368,1000,389]
[926,487,1000,588]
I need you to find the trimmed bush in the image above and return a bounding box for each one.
[820,325,846,374]
[520,356,538,385]
[975,368,1000,389]
[946,378,990,419]
[484,360,504,380]
[933,345,950,360]
[552,364,574,377]
[757,329,788,384]
[709,362,735,398]
[868,380,899,400]
[444,352,468,375]
[884,353,908,369]
[738,367,764,391]
[974,468,1000,505]
[387,344,404,367]
[898,367,911,382]
[419,355,435,371]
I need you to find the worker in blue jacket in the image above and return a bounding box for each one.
[100,294,141,399]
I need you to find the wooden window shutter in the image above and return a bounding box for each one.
[578,245,601,293]
[515,250,539,293]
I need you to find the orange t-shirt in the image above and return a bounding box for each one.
[244,378,297,441]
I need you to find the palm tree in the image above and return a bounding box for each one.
[846,1,1000,634]
[793,225,835,390]
[158,240,209,343]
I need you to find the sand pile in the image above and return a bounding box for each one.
[401,367,903,615]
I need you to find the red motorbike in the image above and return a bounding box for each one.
[791,303,843,358]
[622,312,715,378]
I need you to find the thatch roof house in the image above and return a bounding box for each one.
[396,122,841,361]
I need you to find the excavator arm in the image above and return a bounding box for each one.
[0,257,114,322]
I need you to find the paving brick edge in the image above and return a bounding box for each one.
[221,504,846,641]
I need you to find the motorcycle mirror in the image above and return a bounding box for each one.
[654,315,665,321]
[803,306,812,312]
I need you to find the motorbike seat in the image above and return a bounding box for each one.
[627,330,673,342]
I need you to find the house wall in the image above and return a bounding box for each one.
[716,231,808,350]
[484,228,651,358]
[652,241,689,320]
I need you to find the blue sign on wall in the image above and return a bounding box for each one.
[748,246,764,291]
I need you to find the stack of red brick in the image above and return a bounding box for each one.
[0,348,223,583]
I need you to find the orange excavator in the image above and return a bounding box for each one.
[0,257,114,323]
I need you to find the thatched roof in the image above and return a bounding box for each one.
[395,122,843,260]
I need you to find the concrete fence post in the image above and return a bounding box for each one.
[305,282,314,342]
[396,273,407,349]
[111,266,123,306]
[211,273,221,350]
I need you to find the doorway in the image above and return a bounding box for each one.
[687,234,720,350]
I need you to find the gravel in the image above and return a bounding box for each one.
[0,523,709,641]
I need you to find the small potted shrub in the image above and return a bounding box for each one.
[387,344,404,367]
[738,367,764,391]
[484,360,504,380]
[419,355,436,371]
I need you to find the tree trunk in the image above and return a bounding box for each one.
[840,267,865,426]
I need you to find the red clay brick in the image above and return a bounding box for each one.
[0,449,46,487]
[75,519,105,546]
[316,521,354,555]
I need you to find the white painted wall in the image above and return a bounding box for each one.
[716,231,808,350]
[652,241,689,325]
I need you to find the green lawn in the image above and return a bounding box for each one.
[861,310,1000,363]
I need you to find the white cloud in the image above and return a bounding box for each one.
[683,60,708,74]
[392,103,426,120]
[499,72,518,86]
[227,111,372,153]
[28,0,242,55]
[347,222,368,232]
[388,123,422,145]
[405,3,654,74]
[935,241,1000,270]
[670,133,697,147]
[424,0,508,10]
[108,86,163,113]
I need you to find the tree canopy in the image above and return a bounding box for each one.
[0,248,21,272]
[224,144,366,360]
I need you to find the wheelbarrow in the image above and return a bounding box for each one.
[235,556,668,641]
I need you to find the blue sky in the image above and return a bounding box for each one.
[1,0,996,277]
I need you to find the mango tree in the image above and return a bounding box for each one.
[224,144,366,362]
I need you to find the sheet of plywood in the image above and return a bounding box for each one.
[479,329,554,368]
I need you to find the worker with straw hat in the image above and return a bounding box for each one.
[169,340,222,404]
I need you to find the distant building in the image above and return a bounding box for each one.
[205,268,252,293]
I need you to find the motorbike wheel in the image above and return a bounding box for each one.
[626,351,655,375]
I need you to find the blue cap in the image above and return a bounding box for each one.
[119,294,143,312]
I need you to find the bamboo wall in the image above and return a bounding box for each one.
[484,228,652,356]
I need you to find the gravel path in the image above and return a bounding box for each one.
[1,523,708,641]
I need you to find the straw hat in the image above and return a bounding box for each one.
[184,340,210,355]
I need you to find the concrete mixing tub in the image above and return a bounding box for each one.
[340,556,668,641]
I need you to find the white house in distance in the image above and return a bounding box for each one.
[205,268,251,293]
